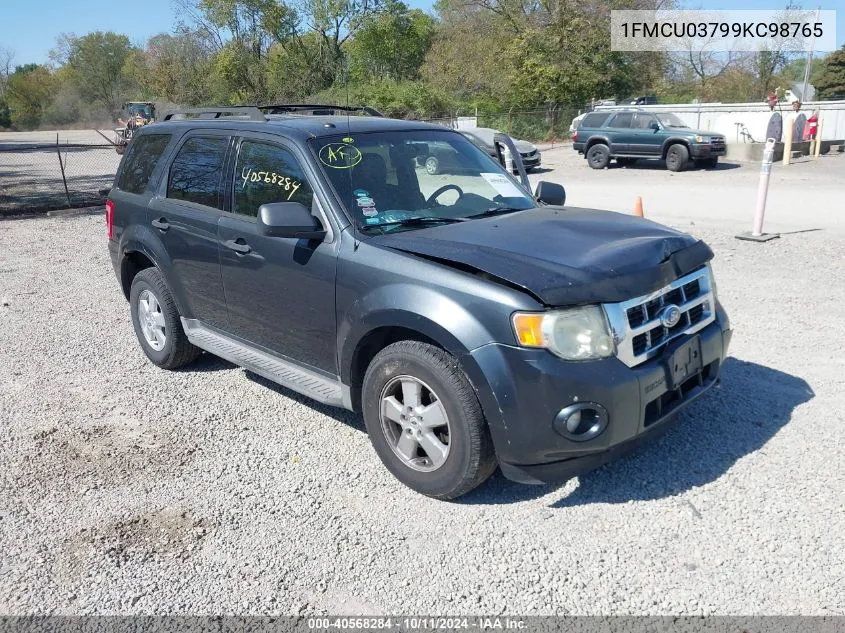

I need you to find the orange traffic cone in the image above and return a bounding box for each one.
[633,196,644,218]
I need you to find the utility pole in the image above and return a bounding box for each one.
[800,7,821,101]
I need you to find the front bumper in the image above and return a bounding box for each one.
[520,154,541,169]
[467,312,731,484]
[690,143,726,159]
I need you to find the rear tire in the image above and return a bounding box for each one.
[586,144,610,169]
[130,268,201,370]
[666,143,689,172]
[362,341,497,500]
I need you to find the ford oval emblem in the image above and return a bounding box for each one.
[659,304,682,328]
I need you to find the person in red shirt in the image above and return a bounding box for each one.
[806,111,819,140]
[768,93,778,110]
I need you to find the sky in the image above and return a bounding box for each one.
[1,0,843,67]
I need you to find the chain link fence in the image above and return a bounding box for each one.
[424,108,580,146]
[0,133,121,216]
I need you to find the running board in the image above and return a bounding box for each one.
[181,319,345,408]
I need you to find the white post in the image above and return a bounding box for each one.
[814,117,823,158]
[502,145,514,172]
[752,138,776,236]
[737,137,781,241]
[782,117,794,166]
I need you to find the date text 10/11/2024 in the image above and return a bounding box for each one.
[307,617,527,630]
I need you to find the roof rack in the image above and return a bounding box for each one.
[259,104,384,117]
[162,107,266,121]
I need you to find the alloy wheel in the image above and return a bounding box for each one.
[379,375,451,472]
[137,289,167,351]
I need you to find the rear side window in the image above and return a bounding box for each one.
[117,133,171,194]
[167,136,229,209]
[580,113,609,129]
[233,141,314,217]
[609,113,633,128]
[633,113,657,129]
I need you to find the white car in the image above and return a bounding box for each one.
[418,127,541,175]
[444,127,541,173]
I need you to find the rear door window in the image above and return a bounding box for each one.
[167,136,229,209]
[633,113,658,129]
[580,113,610,129]
[117,133,171,194]
[609,113,633,128]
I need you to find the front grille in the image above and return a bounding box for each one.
[643,360,720,426]
[602,267,716,368]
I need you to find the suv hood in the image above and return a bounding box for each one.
[673,128,724,139]
[368,207,713,305]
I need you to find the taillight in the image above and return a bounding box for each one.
[572,130,578,142]
[106,200,114,239]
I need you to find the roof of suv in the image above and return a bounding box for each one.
[150,114,445,141]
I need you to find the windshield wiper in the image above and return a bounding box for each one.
[463,206,527,219]
[358,216,467,231]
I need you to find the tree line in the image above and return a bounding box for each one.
[1,0,844,132]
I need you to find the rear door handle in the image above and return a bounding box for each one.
[224,238,252,254]
[151,218,169,231]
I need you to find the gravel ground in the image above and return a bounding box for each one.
[1,173,844,615]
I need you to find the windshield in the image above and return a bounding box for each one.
[656,113,688,128]
[129,104,153,118]
[310,130,535,233]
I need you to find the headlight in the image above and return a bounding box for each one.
[512,306,615,360]
[694,135,711,143]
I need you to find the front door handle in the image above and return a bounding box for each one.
[151,218,169,231]
[224,238,252,255]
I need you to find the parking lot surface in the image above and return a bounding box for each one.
[1,149,844,616]
[535,147,845,233]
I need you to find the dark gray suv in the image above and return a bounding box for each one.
[107,105,731,499]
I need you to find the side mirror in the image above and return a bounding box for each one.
[649,121,660,130]
[258,202,326,240]
[535,181,566,206]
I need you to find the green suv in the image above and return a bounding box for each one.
[573,110,727,172]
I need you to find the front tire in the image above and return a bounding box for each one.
[130,268,201,370]
[666,143,689,172]
[586,144,610,169]
[425,156,440,175]
[362,341,496,500]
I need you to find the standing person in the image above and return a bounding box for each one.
[806,110,819,140]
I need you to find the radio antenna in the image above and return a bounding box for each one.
[342,56,360,250]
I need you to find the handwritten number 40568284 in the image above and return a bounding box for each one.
[241,167,302,201]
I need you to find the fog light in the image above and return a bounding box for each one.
[553,403,609,442]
